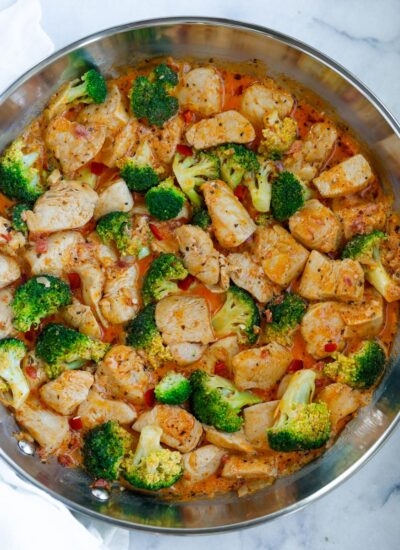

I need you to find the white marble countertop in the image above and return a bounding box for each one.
[9,0,400,548]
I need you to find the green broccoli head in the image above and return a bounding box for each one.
[155,371,191,404]
[152,63,179,88]
[215,144,260,189]
[141,253,188,305]
[212,285,261,344]
[172,151,220,208]
[96,211,137,256]
[324,340,386,389]
[190,369,261,432]
[0,338,29,409]
[191,207,211,230]
[0,138,46,202]
[264,292,307,345]
[245,156,273,213]
[145,178,186,221]
[83,421,132,481]
[12,275,72,332]
[126,304,172,367]
[65,69,107,105]
[267,369,331,452]
[122,425,183,490]
[259,111,298,158]
[270,171,306,221]
[35,323,110,379]
[11,203,30,235]
[119,140,160,192]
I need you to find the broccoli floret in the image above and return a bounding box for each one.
[155,371,191,404]
[145,178,185,221]
[35,323,110,379]
[215,144,259,189]
[245,157,274,213]
[64,69,107,105]
[191,207,211,230]
[172,151,220,208]
[0,338,29,409]
[122,425,183,490]
[255,213,273,226]
[120,140,160,192]
[0,138,46,202]
[190,369,261,432]
[96,211,137,256]
[126,304,172,367]
[267,369,331,452]
[324,340,386,389]
[264,292,307,345]
[259,110,298,158]
[83,421,132,481]
[130,64,179,127]
[141,253,188,305]
[11,203,30,235]
[341,230,400,302]
[270,171,308,221]
[12,275,72,332]
[212,285,260,344]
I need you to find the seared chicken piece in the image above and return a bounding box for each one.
[133,404,203,453]
[99,119,138,167]
[0,254,20,289]
[243,401,279,449]
[222,455,277,479]
[45,117,106,173]
[318,383,364,432]
[227,252,277,302]
[22,352,48,392]
[313,154,373,198]
[72,262,106,326]
[175,225,220,285]
[86,232,118,268]
[39,370,94,416]
[95,345,155,404]
[332,199,388,240]
[25,231,85,277]
[78,84,129,134]
[15,397,70,455]
[203,425,254,452]
[284,122,337,181]
[155,295,215,345]
[78,390,137,429]
[186,110,255,149]
[61,298,102,339]
[178,67,223,116]
[202,180,256,248]
[0,288,14,338]
[289,199,343,253]
[168,342,206,365]
[0,215,25,256]
[298,250,364,302]
[182,445,225,483]
[94,179,134,220]
[253,225,309,287]
[301,301,346,359]
[100,264,139,324]
[339,286,384,339]
[151,116,184,164]
[195,336,239,375]
[26,180,98,233]
[240,80,294,126]
[232,342,292,391]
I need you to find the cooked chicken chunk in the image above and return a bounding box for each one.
[72,262,106,325]
[61,298,102,339]
[194,336,239,375]
[313,154,373,198]
[284,122,337,181]
[100,264,139,324]
[15,397,70,455]
[99,119,138,167]
[301,301,346,359]
[333,199,388,240]
[289,199,343,253]
[253,225,309,287]
[0,253,20,289]
[186,110,255,149]
[151,115,184,164]
[77,390,137,429]
[45,117,106,174]
[94,179,134,220]
[298,250,364,302]
[221,455,277,479]
[232,342,292,391]
[26,180,98,233]
[0,288,14,338]
[240,81,294,126]
[39,370,94,416]
[168,342,206,365]
[318,383,364,432]
[339,286,384,339]
[155,295,215,345]
[182,445,225,483]
[243,401,279,449]
[178,67,222,116]
[175,225,220,285]
[0,215,25,256]
[95,345,154,404]
[86,232,118,268]
[203,425,254,452]
[78,84,129,134]
[133,404,202,453]
[227,252,277,303]
[25,231,85,277]
[202,180,256,248]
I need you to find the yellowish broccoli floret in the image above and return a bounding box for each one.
[259,110,297,159]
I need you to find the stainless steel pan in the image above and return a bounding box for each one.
[0,17,399,534]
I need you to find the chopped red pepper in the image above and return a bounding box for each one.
[177,274,195,291]
[149,223,163,241]
[92,478,110,489]
[69,416,83,430]
[67,272,81,290]
[183,110,195,124]
[176,144,193,157]
[324,342,337,352]
[90,162,106,175]
[214,361,229,377]
[24,329,39,343]
[25,366,37,379]
[234,185,247,202]
[35,237,48,254]
[264,309,273,323]
[287,359,304,373]
[144,388,156,407]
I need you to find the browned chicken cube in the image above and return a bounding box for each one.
[300,301,346,359]
[39,370,94,416]
[313,154,373,198]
